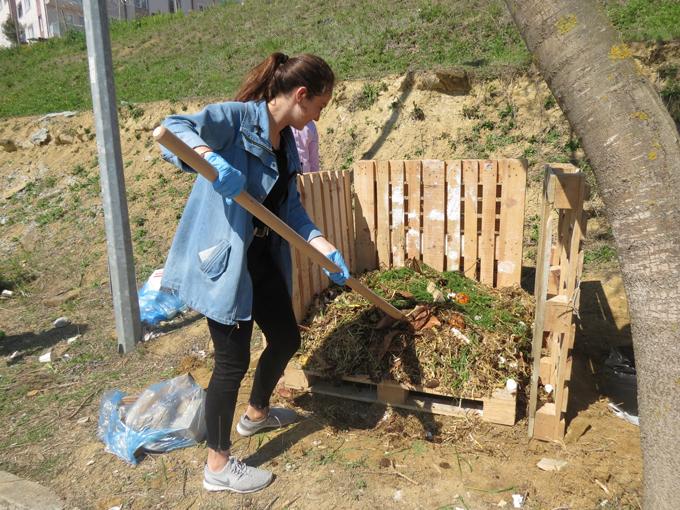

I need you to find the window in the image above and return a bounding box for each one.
[26,25,34,39]
[134,0,147,9]
[78,16,84,25]
[17,2,23,17]
[25,0,30,12]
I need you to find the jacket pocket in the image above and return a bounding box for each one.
[198,240,231,279]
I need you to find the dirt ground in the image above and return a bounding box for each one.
[3,45,674,508]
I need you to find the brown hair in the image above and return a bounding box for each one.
[234,52,335,102]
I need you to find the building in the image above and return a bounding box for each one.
[0,0,218,48]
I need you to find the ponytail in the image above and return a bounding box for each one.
[234,53,334,102]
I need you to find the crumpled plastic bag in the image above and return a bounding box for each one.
[138,268,187,325]
[98,374,206,464]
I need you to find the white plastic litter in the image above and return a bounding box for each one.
[505,378,518,394]
[67,335,81,344]
[450,327,472,344]
[512,494,524,508]
[1,289,13,298]
[39,351,52,363]
[608,402,639,426]
[544,384,554,395]
[53,316,70,328]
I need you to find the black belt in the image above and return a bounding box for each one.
[253,225,270,238]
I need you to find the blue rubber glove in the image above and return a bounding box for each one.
[323,250,350,286]
[205,152,246,199]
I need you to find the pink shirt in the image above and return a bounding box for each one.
[292,121,320,173]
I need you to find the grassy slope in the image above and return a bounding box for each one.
[1,0,678,118]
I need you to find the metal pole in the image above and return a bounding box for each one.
[83,0,141,353]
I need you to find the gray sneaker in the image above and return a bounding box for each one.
[236,407,298,437]
[203,458,273,493]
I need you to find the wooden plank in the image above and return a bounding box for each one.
[445,160,462,272]
[422,160,446,271]
[281,366,520,420]
[482,388,517,426]
[462,160,479,279]
[311,173,330,292]
[337,171,351,267]
[544,294,572,333]
[528,169,556,438]
[377,382,408,405]
[375,160,391,267]
[405,160,422,261]
[497,159,527,287]
[321,171,338,250]
[554,172,583,210]
[340,171,356,273]
[539,356,554,386]
[300,173,321,302]
[353,161,377,272]
[329,171,346,258]
[557,208,572,296]
[533,403,558,441]
[479,160,497,285]
[564,175,587,297]
[390,160,406,267]
[297,175,314,313]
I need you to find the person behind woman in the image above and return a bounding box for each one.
[292,120,320,173]
[160,52,350,494]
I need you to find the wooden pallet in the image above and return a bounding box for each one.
[528,164,587,441]
[283,366,517,426]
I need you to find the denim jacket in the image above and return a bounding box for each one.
[160,100,322,324]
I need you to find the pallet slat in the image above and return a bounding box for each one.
[462,160,479,278]
[422,160,446,271]
[390,161,406,267]
[405,160,422,261]
[376,161,391,266]
[283,366,516,425]
[343,171,357,273]
[497,159,527,287]
[445,160,462,272]
[353,161,377,272]
[479,160,497,285]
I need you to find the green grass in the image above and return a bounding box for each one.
[606,0,680,41]
[1,1,677,118]
[585,244,618,265]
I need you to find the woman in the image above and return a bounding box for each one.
[292,120,320,173]
[160,53,350,493]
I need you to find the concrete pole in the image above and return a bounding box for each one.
[82,0,141,353]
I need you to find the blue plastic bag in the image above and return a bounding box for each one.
[138,268,187,325]
[97,374,206,465]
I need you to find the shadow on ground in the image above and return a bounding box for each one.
[0,323,89,357]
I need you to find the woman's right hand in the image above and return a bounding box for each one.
[205,152,246,199]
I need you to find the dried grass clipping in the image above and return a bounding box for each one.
[295,265,534,399]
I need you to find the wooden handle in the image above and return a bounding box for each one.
[153,126,407,322]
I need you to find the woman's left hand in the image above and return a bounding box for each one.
[323,250,350,286]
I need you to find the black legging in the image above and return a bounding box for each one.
[204,236,301,451]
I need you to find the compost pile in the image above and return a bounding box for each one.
[296,263,534,399]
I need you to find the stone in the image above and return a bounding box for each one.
[414,69,471,96]
[536,457,568,472]
[29,128,51,146]
[0,470,65,509]
[55,133,75,145]
[53,316,70,328]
